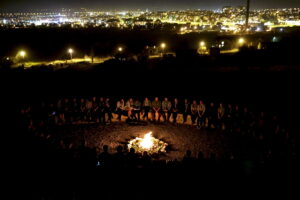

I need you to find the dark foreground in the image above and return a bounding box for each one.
[1,67,300,199]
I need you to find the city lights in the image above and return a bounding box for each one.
[1,8,300,34]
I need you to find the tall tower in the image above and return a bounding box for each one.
[245,0,250,30]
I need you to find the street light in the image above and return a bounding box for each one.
[199,41,207,55]
[238,38,245,45]
[200,41,206,47]
[17,50,26,66]
[19,50,26,59]
[160,43,166,56]
[118,47,123,52]
[68,48,74,60]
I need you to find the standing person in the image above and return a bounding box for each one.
[162,97,172,122]
[56,99,65,124]
[71,98,79,122]
[233,105,241,130]
[56,99,63,116]
[197,100,206,128]
[172,98,180,124]
[105,98,113,123]
[226,104,234,132]
[98,97,106,124]
[92,97,99,123]
[182,99,190,124]
[125,98,134,119]
[151,97,162,122]
[47,103,57,126]
[241,106,250,133]
[217,103,225,129]
[133,99,142,121]
[63,98,71,124]
[116,99,125,121]
[126,148,138,168]
[142,97,151,121]
[207,102,217,129]
[85,98,93,122]
[98,145,112,168]
[191,100,198,125]
[79,98,86,121]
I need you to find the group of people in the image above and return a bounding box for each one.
[116,97,216,128]
[20,96,271,132]
[18,126,297,174]
[16,96,297,174]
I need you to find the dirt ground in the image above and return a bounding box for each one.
[52,120,234,160]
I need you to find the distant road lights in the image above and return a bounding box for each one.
[219,41,225,48]
[221,41,225,46]
[68,48,74,60]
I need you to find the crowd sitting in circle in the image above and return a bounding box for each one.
[20,96,280,130]
[18,96,297,173]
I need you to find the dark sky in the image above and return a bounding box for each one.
[1,0,300,11]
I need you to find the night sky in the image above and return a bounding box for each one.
[1,0,300,11]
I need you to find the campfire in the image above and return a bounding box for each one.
[128,132,168,154]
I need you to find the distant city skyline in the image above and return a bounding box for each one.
[1,0,300,12]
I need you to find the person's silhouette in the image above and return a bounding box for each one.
[98,145,112,167]
[182,150,194,167]
[127,148,138,168]
[113,145,125,168]
[141,151,151,168]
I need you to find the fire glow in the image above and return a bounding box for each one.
[128,132,168,154]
